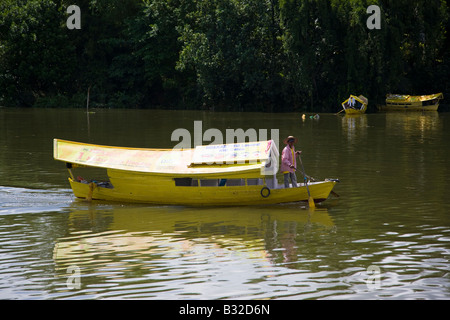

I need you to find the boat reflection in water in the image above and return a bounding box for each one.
[341,114,368,145]
[385,111,441,137]
[53,203,336,284]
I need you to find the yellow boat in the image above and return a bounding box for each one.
[380,93,443,111]
[341,95,368,114]
[53,139,338,206]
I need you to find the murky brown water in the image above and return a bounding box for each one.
[0,108,449,299]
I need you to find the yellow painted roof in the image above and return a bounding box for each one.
[53,139,277,175]
[386,93,443,102]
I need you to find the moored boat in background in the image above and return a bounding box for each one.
[341,95,368,114]
[379,93,443,111]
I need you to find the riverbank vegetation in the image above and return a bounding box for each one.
[0,0,448,112]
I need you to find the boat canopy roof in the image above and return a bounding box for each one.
[342,94,368,109]
[386,93,443,102]
[53,139,279,175]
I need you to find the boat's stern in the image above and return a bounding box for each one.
[68,177,116,201]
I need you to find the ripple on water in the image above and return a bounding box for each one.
[1,181,449,299]
[0,186,73,215]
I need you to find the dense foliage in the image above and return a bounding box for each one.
[0,0,448,112]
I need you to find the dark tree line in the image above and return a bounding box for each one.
[0,0,448,112]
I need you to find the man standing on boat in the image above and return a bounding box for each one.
[281,136,301,188]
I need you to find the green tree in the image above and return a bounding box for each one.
[280,0,448,110]
[125,0,197,108]
[280,0,342,111]
[0,0,76,106]
[177,0,284,111]
[0,0,448,110]
[390,0,448,94]
[64,0,144,107]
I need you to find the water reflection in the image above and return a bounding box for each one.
[1,109,450,299]
[341,114,368,144]
[54,204,335,266]
[51,204,335,298]
[385,112,441,143]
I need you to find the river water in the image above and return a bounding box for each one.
[0,108,449,300]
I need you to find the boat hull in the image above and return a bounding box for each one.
[68,174,337,206]
[344,108,366,115]
[379,103,439,112]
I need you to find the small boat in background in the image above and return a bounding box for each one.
[341,95,368,114]
[380,93,443,111]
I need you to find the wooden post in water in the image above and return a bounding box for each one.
[86,86,91,139]
[86,86,91,112]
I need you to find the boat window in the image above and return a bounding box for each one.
[423,99,437,106]
[200,179,219,187]
[174,178,198,186]
[177,178,264,187]
[247,178,264,186]
[225,179,245,186]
